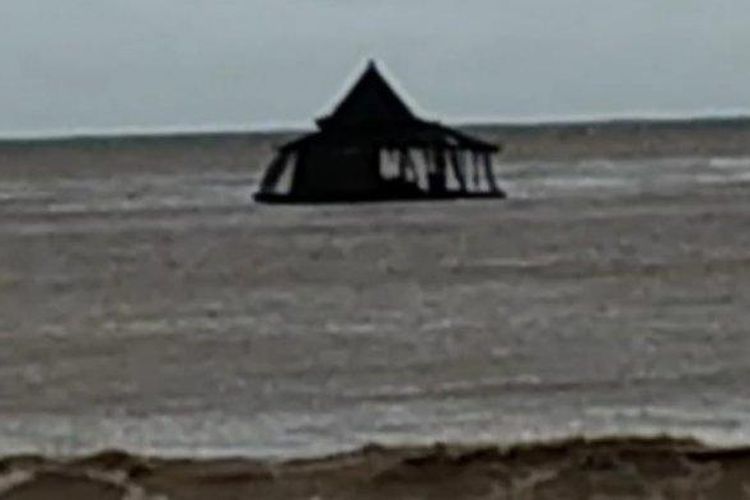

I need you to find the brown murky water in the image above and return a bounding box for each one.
[2,156,750,457]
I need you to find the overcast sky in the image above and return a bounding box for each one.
[1,0,749,136]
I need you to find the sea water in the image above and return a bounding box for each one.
[2,156,750,458]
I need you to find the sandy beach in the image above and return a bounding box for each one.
[2,437,750,499]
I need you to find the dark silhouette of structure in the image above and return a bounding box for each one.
[255,61,505,203]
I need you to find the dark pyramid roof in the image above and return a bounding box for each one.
[279,59,499,154]
[316,61,417,130]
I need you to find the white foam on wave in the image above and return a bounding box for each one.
[708,157,750,169]
[500,156,750,199]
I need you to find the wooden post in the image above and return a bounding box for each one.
[400,149,412,182]
[471,152,481,191]
[432,147,447,194]
[420,149,433,191]
[259,151,289,194]
[482,153,500,193]
[449,150,467,193]
[397,149,407,180]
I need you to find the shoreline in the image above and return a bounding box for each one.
[2,436,750,499]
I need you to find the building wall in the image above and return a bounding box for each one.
[292,144,381,197]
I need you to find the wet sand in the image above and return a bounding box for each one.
[2,438,750,499]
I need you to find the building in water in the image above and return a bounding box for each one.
[255,61,505,203]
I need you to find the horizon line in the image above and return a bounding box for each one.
[2,111,750,142]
